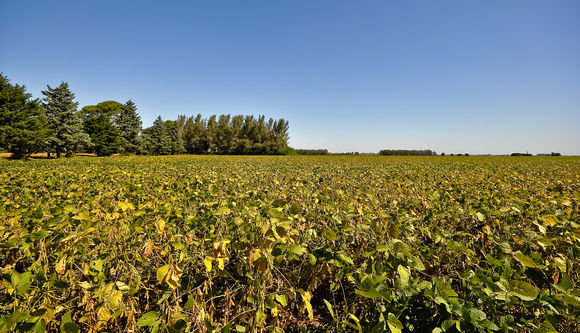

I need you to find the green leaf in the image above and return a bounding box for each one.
[90,259,104,272]
[480,319,499,330]
[272,199,287,208]
[323,299,336,322]
[563,295,580,307]
[288,244,305,256]
[11,271,31,296]
[469,309,487,322]
[60,312,79,333]
[397,265,410,286]
[289,203,301,215]
[34,319,46,333]
[157,264,171,283]
[441,319,458,331]
[513,251,538,268]
[115,281,130,291]
[509,280,539,301]
[387,313,403,333]
[275,294,288,307]
[137,311,158,327]
[215,206,231,215]
[557,274,572,292]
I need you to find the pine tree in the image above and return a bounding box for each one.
[146,116,172,155]
[115,100,142,154]
[0,73,49,159]
[42,82,90,157]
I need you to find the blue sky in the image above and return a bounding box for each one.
[1,1,579,154]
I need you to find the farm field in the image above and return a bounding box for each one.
[0,156,579,332]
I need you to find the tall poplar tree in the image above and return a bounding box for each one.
[42,82,90,157]
[0,73,49,158]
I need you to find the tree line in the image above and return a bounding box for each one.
[0,74,289,158]
[378,149,437,156]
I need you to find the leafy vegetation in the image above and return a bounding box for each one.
[1,156,579,332]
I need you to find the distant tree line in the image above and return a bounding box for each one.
[0,74,290,158]
[174,114,289,155]
[511,152,561,156]
[296,149,328,155]
[378,149,437,156]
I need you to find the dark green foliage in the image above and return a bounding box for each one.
[42,82,91,157]
[80,101,126,156]
[378,149,437,156]
[511,152,533,156]
[296,149,328,155]
[165,119,186,155]
[115,100,142,154]
[142,116,174,155]
[176,114,289,155]
[285,146,298,155]
[78,101,123,122]
[0,73,49,159]
[83,114,121,156]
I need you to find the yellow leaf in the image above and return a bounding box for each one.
[299,290,314,320]
[204,258,213,272]
[97,306,111,322]
[155,218,165,234]
[217,258,225,270]
[156,264,182,289]
[540,215,558,227]
[56,255,67,275]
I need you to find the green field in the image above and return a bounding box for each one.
[1,156,579,332]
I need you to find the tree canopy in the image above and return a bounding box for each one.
[0,73,49,158]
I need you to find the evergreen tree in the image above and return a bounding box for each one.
[42,82,90,157]
[115,100,142,154]
[165,119,186,154]
[83,114,121,156]
[0,73,49,159]
[145,116,172,155]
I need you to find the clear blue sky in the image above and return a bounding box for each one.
[2,1,579,154]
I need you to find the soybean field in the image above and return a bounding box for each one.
[0,156,579,332]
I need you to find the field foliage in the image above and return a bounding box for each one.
[0,156,579,332]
